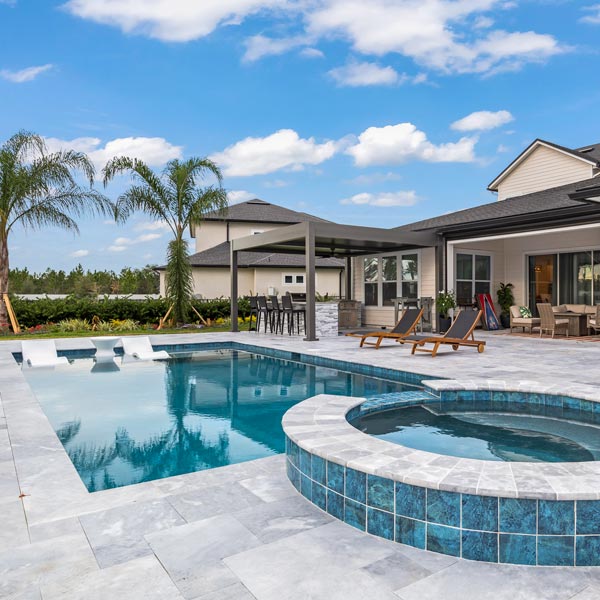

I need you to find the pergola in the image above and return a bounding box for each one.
[229,221,440,341]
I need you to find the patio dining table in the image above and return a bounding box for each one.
[553,311,589,336]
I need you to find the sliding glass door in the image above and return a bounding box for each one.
[559,252,592,305]
[528,254,556,313]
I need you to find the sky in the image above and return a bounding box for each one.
[2,0,600,272]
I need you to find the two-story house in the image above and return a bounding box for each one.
[158,199,345,299]
[351,138,600,326]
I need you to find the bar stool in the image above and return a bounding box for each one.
[281,295,305,335]
[256,296,273,333]
[247,296,259,331]
[269,295,283,333]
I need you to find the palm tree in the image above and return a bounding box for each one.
[0,131,115,326]
[102,157,227,324]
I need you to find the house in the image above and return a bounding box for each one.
[158,199,345,298]
[351,138,600,326]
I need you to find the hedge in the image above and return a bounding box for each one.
[10,296,250,328]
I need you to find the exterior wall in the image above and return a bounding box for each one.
[496,145,594,201]
[353,248,437,328]
[252,268,342,297]
[194,221,281,252]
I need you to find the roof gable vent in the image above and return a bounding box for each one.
[579,147,595,153]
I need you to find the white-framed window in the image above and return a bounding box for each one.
[282,273,305,285]
[455,253,492,305]
[363,252,420,307]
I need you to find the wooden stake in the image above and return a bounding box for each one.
[191,305,208,326]
[2,294,21,334]
[158,304,173,330]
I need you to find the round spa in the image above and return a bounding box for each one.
[282,386,600,567]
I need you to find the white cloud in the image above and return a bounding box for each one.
[70,249,89,258]
[228,190,256,204]
[346,122,477,167]
[328,61,402,87]
[243,34,307,62]
[108,232,163,252]
[63,0,283,42]
[44,136,182,170]
[580,4,600,25]
[210,129,338,176]
[134,220,171,232]
[451,110,514,132]
[340,191,418,207]
[1,64,53,83]
[300,47,324,59]
[306,0,564,75]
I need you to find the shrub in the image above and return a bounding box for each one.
[55,318,92,332]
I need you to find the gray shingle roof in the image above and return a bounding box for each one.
[574,143,600,164]
[184,241,344,269]
[203,199,332,224]
[395,176,600,233]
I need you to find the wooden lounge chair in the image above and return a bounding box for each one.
[349,307,423,349]
[403,309,485,357]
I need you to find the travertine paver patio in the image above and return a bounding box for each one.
[1,330,600,599]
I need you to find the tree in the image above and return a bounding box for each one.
[0,131,115,325]
[102,157,227,323]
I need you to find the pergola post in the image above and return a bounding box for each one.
[345,256,352,300]
[304,222,318,341]
[230,247,239,333]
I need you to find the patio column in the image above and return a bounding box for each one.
[304,222,318,341]
[345,256,352,300]
[230,247,239,333]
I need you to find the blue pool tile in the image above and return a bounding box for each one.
[462,494,498,532]
[499,534,536,565]
[538,500,574,535]
[367,508,394,541]
[576,536,600,566]
[345,498,366,531]
[499,498,537,534]
[312,481,327,511]
[544,393,562,408]
[299,449,312,477]
[287,461,300,491]
[537,536,574,566]
[300,474,312,501]
[312,455,326,486]
[327,461,345,495]
[367,475,394,512]
[289,440,299,467]
[461,530,498,563]
[395,517,426,549]
[345,468,366,504]
[576,500,600,534]
[427,489,460,528]
[426,524,461,557]
[327,490,344,520]
[395,483,425,520]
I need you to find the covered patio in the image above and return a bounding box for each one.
[229,221,439,341]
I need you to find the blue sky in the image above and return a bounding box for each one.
[2,0,600,272]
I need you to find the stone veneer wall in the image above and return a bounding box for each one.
[315,302,339,337]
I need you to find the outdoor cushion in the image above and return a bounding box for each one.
[564,304,587,313]
[555,319,570,325]
[512,317,540,325]
[519,306,532,318]
[589,319,597,326]
[552,305,566,313]
[510,305,522,318]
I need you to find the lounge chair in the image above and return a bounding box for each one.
[21,340,69,368]
[349,308,424,349]
[121,336,170,360]
[537,303,569,338]
[403,309,485,357]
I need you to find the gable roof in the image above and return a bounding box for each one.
[487,139,600,191]
[158,241,344,270]
[202,199,332,225]
[396,176,600,234]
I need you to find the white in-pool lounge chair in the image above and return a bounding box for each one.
[121,336,170,361]
[21,340,69,368]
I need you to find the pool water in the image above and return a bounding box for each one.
[352,402,600,462]
[23,349,418,491]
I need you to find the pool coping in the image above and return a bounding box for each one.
[282,387,600,501]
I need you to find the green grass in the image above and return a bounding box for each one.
[0,325,233,341]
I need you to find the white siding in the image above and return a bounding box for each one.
[193,221,281,252]
[497,145,594,201]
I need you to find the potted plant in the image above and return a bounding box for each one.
[496,282,515,328]
[436,290,456,333]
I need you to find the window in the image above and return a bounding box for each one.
[363,257,379,306]
[455,253,491,305]
[282,274,305,285]
[559,252,592,305]
[363,253,420,307]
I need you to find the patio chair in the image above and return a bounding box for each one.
[270,295,283,334]
[247,296,259,331]
[588,305,600,335]
[403,309,485,357]
[21,340,69,368]
[509,305,541,334]
[349,307,423,349]
[281,294,305,335]
[121,336,170,360]
[537,303,569,338]
[256,296,274,333]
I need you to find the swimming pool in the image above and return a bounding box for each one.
[22,349,422,491]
